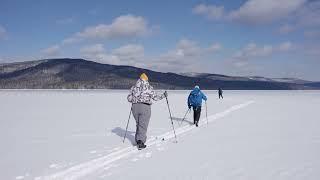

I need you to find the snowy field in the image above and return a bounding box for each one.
[1,90,320,180]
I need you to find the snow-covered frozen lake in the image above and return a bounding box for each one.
[1,90,320,180]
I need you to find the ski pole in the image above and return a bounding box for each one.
[205,101,208,125]
[179,108,190,126]
[123,104,132,143]
[165,92,178,143]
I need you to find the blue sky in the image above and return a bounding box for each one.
[0,0,319,80]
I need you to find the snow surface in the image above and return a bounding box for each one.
[1,90,320,180]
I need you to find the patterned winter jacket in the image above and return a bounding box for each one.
[127,79,165,105]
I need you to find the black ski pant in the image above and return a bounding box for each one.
[193,106,201,124]
[219,93,223,99]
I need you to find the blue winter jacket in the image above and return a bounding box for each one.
[187,88,207,108]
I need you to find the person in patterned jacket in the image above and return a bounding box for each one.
[127,73,167,149]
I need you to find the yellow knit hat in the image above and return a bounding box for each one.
[140,73,148,81]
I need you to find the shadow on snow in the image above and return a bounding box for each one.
[111,127,136,145]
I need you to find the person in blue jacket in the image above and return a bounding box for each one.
[187,85,207,127]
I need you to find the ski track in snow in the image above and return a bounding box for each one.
[35,101,254,180]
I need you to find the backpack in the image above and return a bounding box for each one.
[189,92,200,107]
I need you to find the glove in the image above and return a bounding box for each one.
[188,105,191,109]
[163,91,168,97]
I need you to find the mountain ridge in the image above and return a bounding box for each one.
[0,58,319,90]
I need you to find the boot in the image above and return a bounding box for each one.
[137,140,146,150]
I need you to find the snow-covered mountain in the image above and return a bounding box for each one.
[181,73,312,83]
[0,58,319,89]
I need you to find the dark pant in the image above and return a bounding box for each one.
[193,106,201,124]
[219,93,223,99]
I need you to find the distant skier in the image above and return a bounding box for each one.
[127,73,167,150]
[218,88,223,99]
[187,86,207,127]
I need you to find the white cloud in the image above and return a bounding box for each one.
[193,0,320,40]
[64,14,151,44]
[277,1,320,34]
[174,39,201,57]
[233,41,293,61]
[62,37,81,44]
[80,44,119,64]
[296,1,320,28]
[192,4,225,20]
[234,43,273,60]
[92,54,121,65]
[79,39,222,73]
[80,44,106,54]
[41,45,60,57]
[0,25,7,39]
[193,0,307,25]
[228,0,306,24]
[206,43,222,52]
[233,61,249,68]
[80,43,145,65]
[145,39,222,72]
[112,44,144,61]
[230,42,295,75]
[168,39,221,58]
